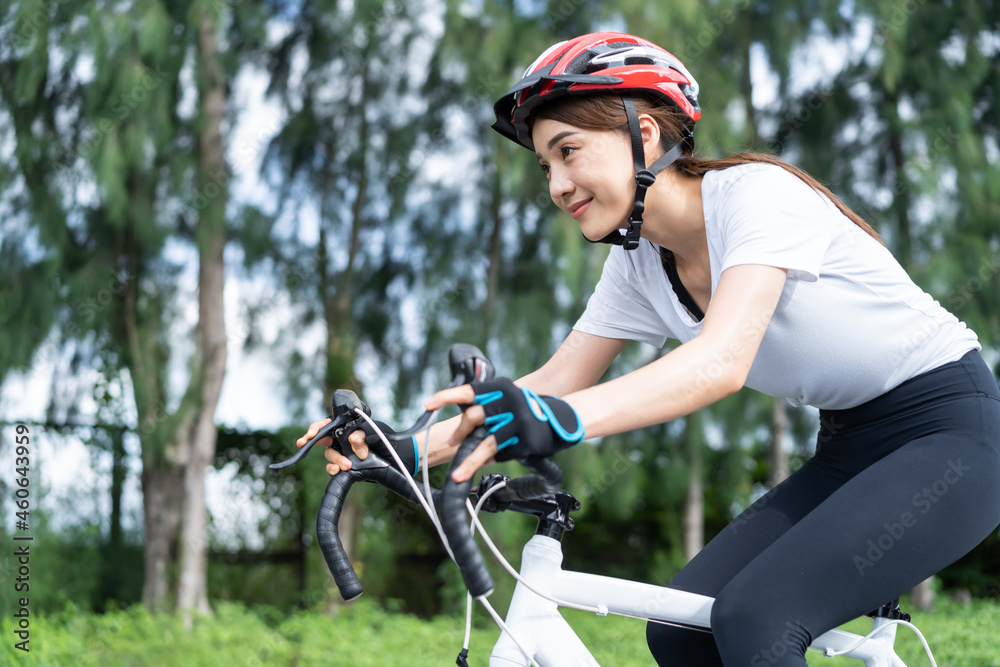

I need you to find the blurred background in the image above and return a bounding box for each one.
[1,0,999,663]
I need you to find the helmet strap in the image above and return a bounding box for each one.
[590,95,685,250]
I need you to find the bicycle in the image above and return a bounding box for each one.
[271,344,938,667]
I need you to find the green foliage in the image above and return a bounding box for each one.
[0,507,140,618]
[0,249,59,378]
[2,596,999,665]
[3,0,999,627]
[0,600,491,666]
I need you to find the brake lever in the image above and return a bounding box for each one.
[272,343,494,472]
[269,389,373,470]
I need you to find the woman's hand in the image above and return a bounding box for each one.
[424,385,498,483]
[425,379,584,483]
[295,418,370,476]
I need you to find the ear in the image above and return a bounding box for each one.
[637,114,663,167]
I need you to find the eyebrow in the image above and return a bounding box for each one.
[536,130,579,159]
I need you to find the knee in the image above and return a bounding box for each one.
[711,588,811,666]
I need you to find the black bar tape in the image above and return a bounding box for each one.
[440,429,495,598]
[316,465,440,602]
[503,475,550,501]
[316,474,364,601]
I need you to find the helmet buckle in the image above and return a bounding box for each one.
[635,169,656,188]
[623,221,642,250]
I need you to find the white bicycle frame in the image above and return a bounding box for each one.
[353,408,925,666]
[490,534,908,667]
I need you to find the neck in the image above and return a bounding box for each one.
[638,169,707,266]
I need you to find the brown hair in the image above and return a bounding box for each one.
[534,95,884,244]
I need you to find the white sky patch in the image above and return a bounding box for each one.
[227,64,287,212]
[749,42,780,110]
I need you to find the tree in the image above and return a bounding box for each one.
[257,0,461,595]
[0,0,272,617]
[172,0,229,621]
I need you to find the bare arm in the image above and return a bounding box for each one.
[433,264,789,481]
[567,265,786,436]
[299,329,626,475]
[516,329,628,396]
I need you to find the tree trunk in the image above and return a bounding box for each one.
[741,39,759,145]
[317,67,368,604]
[175,5,228,625]
[176,445,215,621]
[911,576,935,611]
[885,90,913,267]
[141,465,185,612]
[98,427,127,611]
[482,161,504,345]
[769,397,789,487]
[175,220,227,622]
[683,466,703,562]
[682,413,704,562]
[124,224,182,611]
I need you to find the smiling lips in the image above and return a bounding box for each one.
[568,198,593,219]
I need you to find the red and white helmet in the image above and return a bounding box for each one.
[492,32,701,152]
[492,33,702,250]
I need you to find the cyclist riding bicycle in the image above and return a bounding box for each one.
[299,32,1000,667]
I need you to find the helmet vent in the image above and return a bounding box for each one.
[491,32,702,151]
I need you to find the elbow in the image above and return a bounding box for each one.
[719,361,750,399]
[699,335,753,400]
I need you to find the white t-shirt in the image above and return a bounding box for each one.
[573,163,980,410]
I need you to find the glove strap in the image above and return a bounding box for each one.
[475,391,519,451]
[522,388,584,444]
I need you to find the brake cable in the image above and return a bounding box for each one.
[353,409,457,563]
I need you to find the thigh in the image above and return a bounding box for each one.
[669,453,846,596]
[650,448,854,665]
[675,353,1000,599]
[712,424,1000,662]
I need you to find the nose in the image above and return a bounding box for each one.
[548,164,574,203]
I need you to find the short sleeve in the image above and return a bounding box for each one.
[573,246,672,347]
[715,166,835,282]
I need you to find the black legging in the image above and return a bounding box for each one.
[647,350,1000,666]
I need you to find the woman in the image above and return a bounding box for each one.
[300,32,1000,665]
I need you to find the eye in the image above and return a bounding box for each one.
[560,145,576,159]
[539,162,551,178]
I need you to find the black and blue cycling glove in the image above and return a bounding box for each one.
[471,378,584,461]
[360,420,421,476]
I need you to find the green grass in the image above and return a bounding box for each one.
[1,595,997,665]
[802,596,1000,667]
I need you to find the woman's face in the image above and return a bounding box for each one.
[531,117,634,242]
